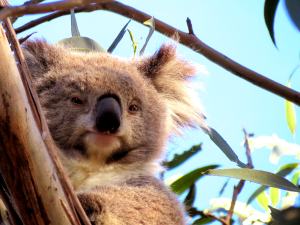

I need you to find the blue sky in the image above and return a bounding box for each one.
[13,0,300,223]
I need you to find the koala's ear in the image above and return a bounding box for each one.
[137,44,207,132]
[22,39,60,78]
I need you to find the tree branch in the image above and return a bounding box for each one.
[0,0,113,20]
[225,180,245,225]
[186,17,195,35]
[14,1,300,106]
[243,129,254,169]
[0,22,73,225]
[225,129,254,225]
[0,1,91,224]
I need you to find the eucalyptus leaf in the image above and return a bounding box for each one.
[205,127,247,168]
[71,9,80,37]
[127,29,138,57]
[164,144,202,170]
[291,171,300,185]
[24,0,45,4]
[285,81,297,135]
[218,178,230,196]
[269,205,283,221]
[264,0,279,47]
[170,165,219,195]
[140,17,155,55]
[247,185,266,205]
[270,187,280,207]
[207,168,300,192]
[257,191,270,211]
[107,20,131,53]
[192,217,214,225]
[277,163,299,176]
[57,37,105,52]
[284,0,300,31]
[285,100,296,135]
[184,184,196,210]
[246,163,298,204]
[187,207,203,217]
[19,32,36,44]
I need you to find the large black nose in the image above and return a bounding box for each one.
[95,96,121,133]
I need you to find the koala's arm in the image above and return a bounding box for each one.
[78,177,186,225]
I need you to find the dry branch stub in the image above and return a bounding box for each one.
[0,24,75,225]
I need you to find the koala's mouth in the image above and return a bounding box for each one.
[73,131,143,164]
[106,149,130,163]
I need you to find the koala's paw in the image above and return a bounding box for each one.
[78,193,103,225]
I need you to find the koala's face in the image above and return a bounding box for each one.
[24,40,204,166]
[33,53,168,166]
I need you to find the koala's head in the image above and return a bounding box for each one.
[23,40,205,166]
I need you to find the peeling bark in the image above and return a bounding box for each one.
[0,24,77,225]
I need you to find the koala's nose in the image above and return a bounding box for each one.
[95,96,121,134]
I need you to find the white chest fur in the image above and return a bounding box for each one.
[62,156,161,191]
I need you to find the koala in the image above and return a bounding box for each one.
[23,40,205,225]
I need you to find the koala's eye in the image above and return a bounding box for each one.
[128,103,140,113]
[71,96,84,105]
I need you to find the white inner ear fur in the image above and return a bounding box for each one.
[153,65,207,133]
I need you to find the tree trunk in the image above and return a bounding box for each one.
[0,24,78,225]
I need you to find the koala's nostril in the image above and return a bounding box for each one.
[95,96,121,133]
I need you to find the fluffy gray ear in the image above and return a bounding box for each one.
[23,39,60,78]
[137,44,207,132]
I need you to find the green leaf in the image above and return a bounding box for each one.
[192,217,214,225]
[247,185,267,205]
[284,0,300,31]
[205,127,247,168]
[291,171,300,185]
[256,191,270,211]
[170,165,219,195]
[127,29,138,57]
[207,168,300,192]
[264,0,279,47]
[57,37,106,52]
[285,81,297,135]
[188,207,203,217]
[218,178,230,196]
[184,184,196,209]
[107,20,131,53]
[270,187,280,207]
[246,163,298,205]
[19,32,36,45]
[140,17,155,55]
[24,0,46,4]
[71,9,80,37]
[164,144,202,170]
[277,163,299,176]
[269,205,283,221]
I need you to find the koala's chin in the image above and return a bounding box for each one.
[83,132,121,164]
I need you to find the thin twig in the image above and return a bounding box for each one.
[186,17,194,35]
[190,208,227,225]
[225,180,245,225]
[204,212,227,225]
[13,1,300,106]
[0,0,113,20]
[225,129,254,224]
[243,129,254,169]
